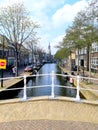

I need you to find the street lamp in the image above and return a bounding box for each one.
[70,50,72,74]
[1,35,5,87]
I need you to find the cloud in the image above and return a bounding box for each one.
[23,0,65,29]
[52,34,65,46]
[38,33,65,55]
[51,34,65,54]
[25,0,65,11]
[52,0,88,28]
[0,0,23,7]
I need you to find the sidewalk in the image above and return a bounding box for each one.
[3,66,25,78]
[0,66,26,89]
[0,98,98,130]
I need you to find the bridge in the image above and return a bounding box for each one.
[0,71,98,129]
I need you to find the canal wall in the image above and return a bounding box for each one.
[0,64,43,100]
[73,80,98,100]
[59,66,98,100]
[0,72,31,90]
[0,72,34,100]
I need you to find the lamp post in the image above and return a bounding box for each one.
[1,35,5,87]
[70,50,72,74]
[83,48,85,77]
[15,42,18,76]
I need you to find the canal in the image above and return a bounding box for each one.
[17,63,76,99]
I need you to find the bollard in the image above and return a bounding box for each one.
[51,70,55,98]
[76,75,80,101]
[23,75,27,100]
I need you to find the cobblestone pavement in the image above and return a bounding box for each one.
[0,98,98,130]
[0,120,98,130]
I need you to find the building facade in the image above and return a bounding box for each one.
[0,35,29,69]
[75,42,98,72]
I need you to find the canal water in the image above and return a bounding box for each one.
[17,63,76,99]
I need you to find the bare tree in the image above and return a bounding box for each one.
[0,2,39,76]
[26,35,40,64]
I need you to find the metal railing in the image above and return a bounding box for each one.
[0,70,98,102]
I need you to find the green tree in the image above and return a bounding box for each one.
[73,1,98,77]
[64,1,98,76]
[54,47,70,60]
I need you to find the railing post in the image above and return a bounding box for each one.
[76,75,80,101]
[23,75,27,100]
[51,70,55,98]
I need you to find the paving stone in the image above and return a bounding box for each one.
[0,120,98,130]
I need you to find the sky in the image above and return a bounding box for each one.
[0,0,90,54]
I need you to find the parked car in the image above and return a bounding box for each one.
[24,65,33,72]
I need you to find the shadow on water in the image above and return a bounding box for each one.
[0,80,24,100]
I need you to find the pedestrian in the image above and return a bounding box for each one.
[69,77,74,84]
[9,65,13,76]
[12,66,16,77]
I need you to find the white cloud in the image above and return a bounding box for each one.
[52,34,64,46]
[24,0,65,12]
[37,33,65,55]
[0,0,64,10]
[0,0,23,7]
[51,34,65,54]
[52,0,88,28]
[38,33,51,50]
[23,0,65,29]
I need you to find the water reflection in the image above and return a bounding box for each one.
[18,63,76,98]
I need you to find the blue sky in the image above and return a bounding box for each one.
[0,0,89,54]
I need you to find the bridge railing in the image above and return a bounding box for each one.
[0,70,98,102]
